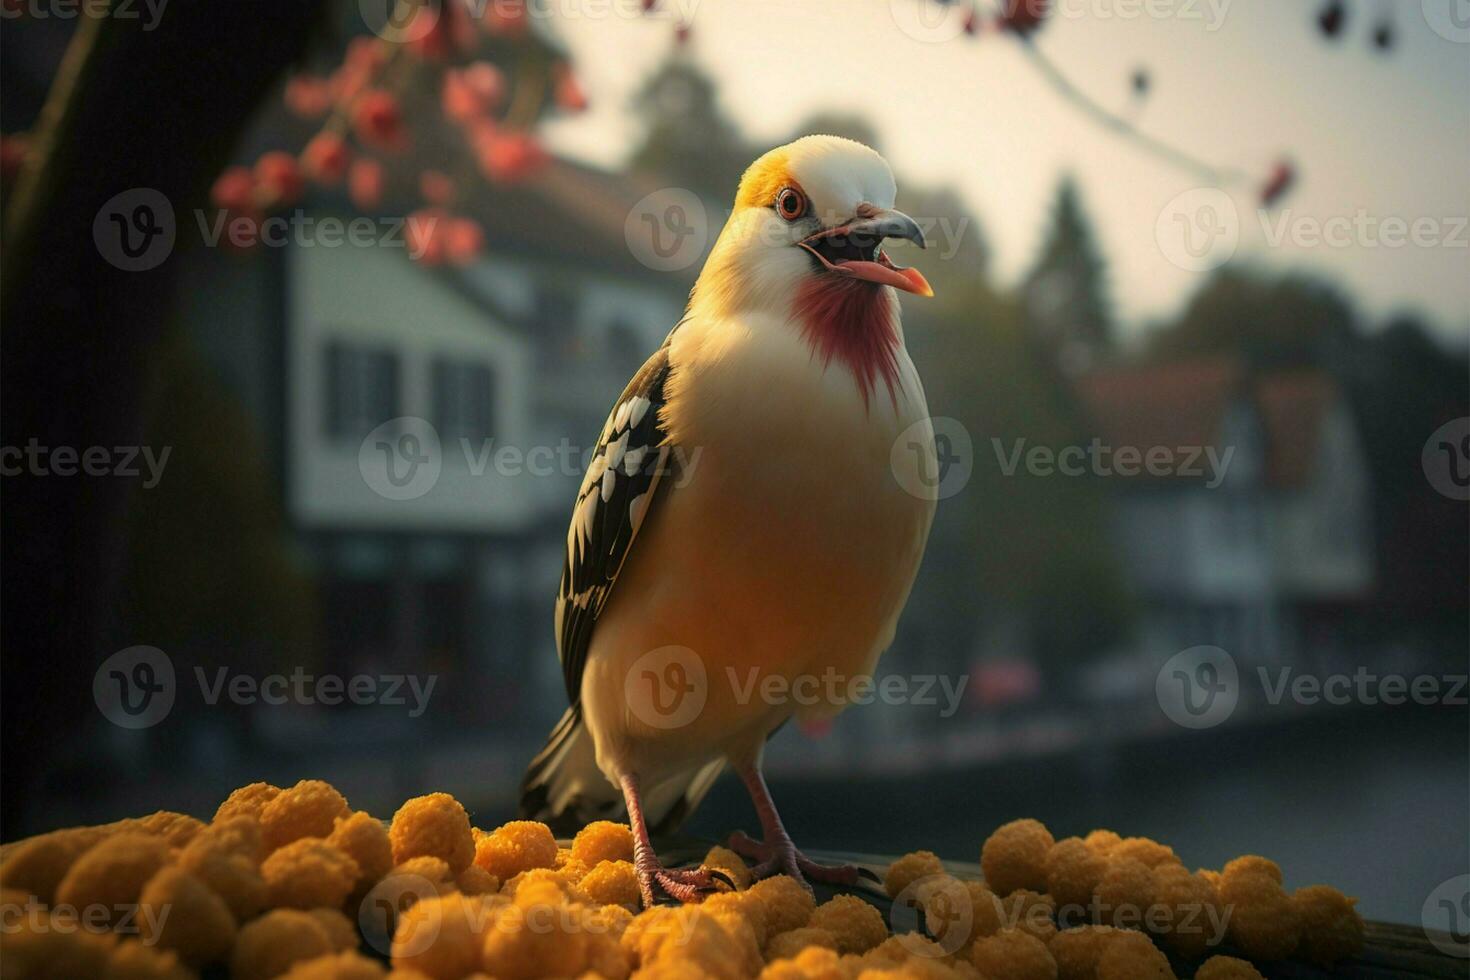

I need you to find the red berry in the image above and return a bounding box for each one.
[674,22,691,45]
[303,133,351,186]
[476,131,548,184]
[284,75,332,120]
[406,207,448,265]
[442,63,505,123]
[353,90,406,152]
[211,165,256,211]
[444,217,484,266]
[348,158,385,211]
[254,151,304,207]
[419,169,456,206]
[554,65,588,113]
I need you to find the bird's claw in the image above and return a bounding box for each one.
[727,830,861,889]
[639,864,726,906]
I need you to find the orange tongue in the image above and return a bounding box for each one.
[832,258,934,297]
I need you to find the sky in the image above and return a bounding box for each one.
[540,0,1470,342]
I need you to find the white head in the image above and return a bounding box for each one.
[689,135,933,320]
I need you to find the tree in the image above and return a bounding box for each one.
[1020,177,1113,372]
[628,55,749,198]
[1149,265,1357,368]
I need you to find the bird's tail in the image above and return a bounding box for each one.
[517,707,725,837]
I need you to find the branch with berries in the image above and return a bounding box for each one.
[903,0,1394,208]
[204,0,588,266]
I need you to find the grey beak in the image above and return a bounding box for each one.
[852,207,927,249]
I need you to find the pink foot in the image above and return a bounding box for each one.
[637,861,724,905]
[727,830,862,889]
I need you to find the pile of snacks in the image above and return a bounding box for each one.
[0,782,1366,979]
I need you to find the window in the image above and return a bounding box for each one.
[323,340,399,442]
[432,359,496,444]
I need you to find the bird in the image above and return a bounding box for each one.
[519,135,938,905]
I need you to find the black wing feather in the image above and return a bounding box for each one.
[556,333,678,709]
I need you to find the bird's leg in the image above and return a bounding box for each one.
[727,762,861,888]
[619,773,722,906]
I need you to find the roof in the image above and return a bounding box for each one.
[1073,357,1344,489]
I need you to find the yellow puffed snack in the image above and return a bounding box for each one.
[391,891,498,980]
[481,900,593,980]
[704,844,754,891]
[1220,870,1300,962]
[0,914,117,978]
[215,782,283,823]
[329,811,394,890]
[1096,930,1174,979]
[703,888,769,948]
[1149,865,1222,960]
[1194,954,1267,979]
[262,837,361,910]
[748,874,816,936]
[1222,856,1282,886]
[1083,830,1123,856]
[1292,884,1364,966]
[884,850,945,900]
[1044,838,1108,914]
[455,864,498,896]
[280,950,389,979]
[580,859,640,909]
[807,894,888,954]
[1109,837,1179,870]
[179,817,268,923]
[308,907,361,951]
[231,908,337,980]
[54,833,171,929]
[133,811,206,850]
[970,926,1057,980]
[0,828,109,904]
[1094,858,1153,930]
[1047,924,1119,980]
[757,945,844,980]
[260,780,350,851]
[472,821,558,880]
[766,926,840,960]
[136,865,237,966]
[105,939,195,980]
[981,819,1055,896]
[1001,889,1057,945]
[389,794,475,874]
[570,820,634,866]
[621,905,749,978]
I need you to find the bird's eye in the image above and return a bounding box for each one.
[775,187,807,221]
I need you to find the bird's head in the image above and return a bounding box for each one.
[691,135,934,320]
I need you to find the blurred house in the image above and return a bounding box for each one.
[179,156,689,741]
[1075,358,1375,669]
